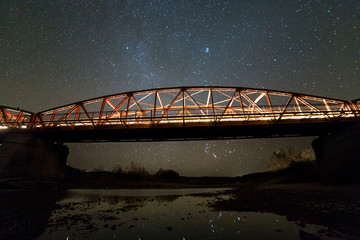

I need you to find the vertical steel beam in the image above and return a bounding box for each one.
[182,90,185,125]
[206,90,211,115]
[98,98,107,125]
[265,91,273,113]
[125,94,132,124]
[210,89,216,123]
[237,90,245,114]
[153,91,158,120]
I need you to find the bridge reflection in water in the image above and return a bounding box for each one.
[1,87,359,142]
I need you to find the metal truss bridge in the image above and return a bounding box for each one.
[1,87,360,142]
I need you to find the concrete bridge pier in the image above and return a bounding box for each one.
[312,122,360,182]
[0,133,68,180]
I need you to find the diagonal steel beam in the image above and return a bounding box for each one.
[240,91,264,113]
[157,90,182,122]
[14,111,23,125]
[184,90,206,116]
[219,91,237,119]
[278,95,294,121]
[237,90,245,114]
[49,109,57,124]
[107,96,129,119]
[52,105,78,128]
[0,108,8,124]
[294,97,302,113]
[131,95,148,118]
[80,103,95,126]
[297,96,321,112]
[98,98,107,124]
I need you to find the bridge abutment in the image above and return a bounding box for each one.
[0,133,68,180]
[312,122,360,182]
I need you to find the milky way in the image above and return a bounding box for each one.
[1,1,359,176]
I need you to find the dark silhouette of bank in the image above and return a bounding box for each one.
[0,190,65,240]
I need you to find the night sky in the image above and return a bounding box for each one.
[1,1,359,176]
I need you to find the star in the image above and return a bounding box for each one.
[0,0,358,176]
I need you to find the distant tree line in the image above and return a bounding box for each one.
[104,162,180,178]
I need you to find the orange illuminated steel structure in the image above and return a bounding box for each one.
[0,106,33,130]
[1,87,359,141]
[35,87,359,128]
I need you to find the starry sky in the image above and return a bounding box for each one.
[1,1,359,176]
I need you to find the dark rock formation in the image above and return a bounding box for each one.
[312,121,360,182]
[0,133,68,180]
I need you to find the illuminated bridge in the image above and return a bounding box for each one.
[1,87,360,142]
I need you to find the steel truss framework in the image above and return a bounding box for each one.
[0,105,33,129]
[1,87,359,131]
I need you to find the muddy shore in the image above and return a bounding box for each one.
[1,164,360,239]
[205,182,360,239]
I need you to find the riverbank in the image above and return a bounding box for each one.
[0,160,349,190]
[2,182,359,239]
[205,182,360,239]
[1,165,360,239]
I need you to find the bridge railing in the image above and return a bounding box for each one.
[27,109,359,130]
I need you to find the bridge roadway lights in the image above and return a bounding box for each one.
[0,133,68,180]
[312,121,360,182]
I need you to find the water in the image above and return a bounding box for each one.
[0,188,347,239]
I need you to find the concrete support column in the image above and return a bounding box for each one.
[312,122,360,182]
[0,133,68,180]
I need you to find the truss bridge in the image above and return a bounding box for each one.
[1,87,359,142]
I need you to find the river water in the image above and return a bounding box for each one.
[0,188,345,239]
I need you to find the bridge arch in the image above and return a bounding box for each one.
[32,86,358,130]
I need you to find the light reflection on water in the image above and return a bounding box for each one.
[33,188,341,240]
[67,188,232,197]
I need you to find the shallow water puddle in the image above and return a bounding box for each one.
[33,188,345,240]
